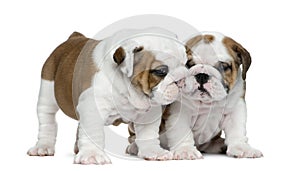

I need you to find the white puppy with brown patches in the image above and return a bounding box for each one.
[162,32,263,159]
[126,32,263,160]
[27,28,188,164]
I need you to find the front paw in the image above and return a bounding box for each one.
[27,143,55,156]
[138,147,173,161]
[172,146,203,160]
[227,143,263,158]
[74,149,111,165]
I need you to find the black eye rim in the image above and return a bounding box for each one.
[150,65,169,77]
[219,61,232,71]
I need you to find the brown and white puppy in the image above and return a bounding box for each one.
[164,32,263,159]
[27,28,188,164]
[127,32,263,159]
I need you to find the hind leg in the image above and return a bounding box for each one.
[27,79,59,156]
[125,122,139,155]
[197,132,227,154]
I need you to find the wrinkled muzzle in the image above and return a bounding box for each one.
[182,64,227,102]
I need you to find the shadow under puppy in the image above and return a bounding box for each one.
[27,28,189,164]
[127,32,263,159]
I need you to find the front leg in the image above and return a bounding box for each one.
[134,117,173,161]
[73,89,111,165]
[74,123,111,165]
[165,103,202,160]
[222,98,263,158]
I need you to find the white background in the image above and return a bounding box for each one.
[1,0,299,170]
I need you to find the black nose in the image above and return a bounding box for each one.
[195,73,209,85]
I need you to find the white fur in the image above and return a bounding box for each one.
[163,32,262,159]
[27,80,59,156]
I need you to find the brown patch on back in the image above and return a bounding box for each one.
[223,37,251,80]
[41,32,87,80]
[72,40,100,113]
[131,51,164,96]
[41,32,100,120]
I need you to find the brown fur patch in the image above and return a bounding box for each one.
[41,32,100,120]
[112,118,126,126]
[133,46,144,53]
[185,34,214,68]
[222,61,238,91]
[185,59,196,68]
[127,122,136,144]
[185,35,202,61]
[131,51,164,96]
[203,35,214,43]
[222,37,251,80]
[72,40,100,115]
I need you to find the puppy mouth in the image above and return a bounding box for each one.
[174,79,185,88]
[198,85,211,97]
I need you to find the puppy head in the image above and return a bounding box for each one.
[113,45,166,96]
[183,32,251,102]
[112,32,188,105]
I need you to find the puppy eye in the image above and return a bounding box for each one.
[220,62,232,71]
[150,65,169,77]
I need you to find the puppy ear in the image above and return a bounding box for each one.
[113,47,126,65]
[223,37,251,80]
[113,41,143,77]
[133,46,144,53]
[233,43,251,80]
[113,46,144,65]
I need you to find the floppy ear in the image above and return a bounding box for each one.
[223,37,251,80]
[113,47,126,65]
[112,43,144,77]
[232,43,251,80]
